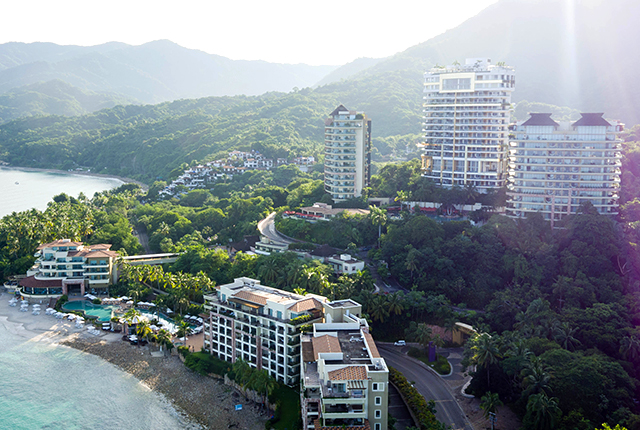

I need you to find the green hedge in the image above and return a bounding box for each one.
[184,352,231,376]
[389,367,443,430]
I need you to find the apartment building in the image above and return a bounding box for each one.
[20,239,118,298]
[324,105,372,202]
[301,300,388,430]
[419,58,515,192]
[202,277,327,385]
[506,112,623,224]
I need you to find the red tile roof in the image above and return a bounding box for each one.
[328,365,367,381]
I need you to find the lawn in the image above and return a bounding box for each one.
[268,384,301,430]
[408,347,451,375]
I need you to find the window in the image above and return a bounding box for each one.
[372,383,378,391]
[375,396,382,405]
[277,311,282,320]
[375,423,381,430]
[372,382,384,391]
[375,410,381,419]
[268,308,273,317]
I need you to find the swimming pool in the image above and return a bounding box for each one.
[62,301,119,321]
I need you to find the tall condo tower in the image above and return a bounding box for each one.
[324,105,372,202]
[506,113,623,225]
[419,58,515,192]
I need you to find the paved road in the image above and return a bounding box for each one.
[257,212,294,245]
[378,344,472,430]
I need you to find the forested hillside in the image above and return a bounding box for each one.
[0,80,135,123]
[0,40,337,103]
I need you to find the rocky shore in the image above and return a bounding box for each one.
[62,337,268,430]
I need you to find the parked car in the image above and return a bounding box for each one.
[394,340,406,346]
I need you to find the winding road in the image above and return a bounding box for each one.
[377,344,472,430]
[257,212,294,245]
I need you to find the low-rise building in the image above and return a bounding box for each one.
[325,254,365,275]
[20,239,118,298]
[299,203,370,220]
[301,300,388,430]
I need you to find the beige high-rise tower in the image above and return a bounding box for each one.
[324,105,371,202]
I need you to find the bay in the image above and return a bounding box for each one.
[0,168,124,218]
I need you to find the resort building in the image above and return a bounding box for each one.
[419,58,515,192]
[506,113,623,225]
[301,300,389,430]
[20,239,118,298]
[324,105,372,202]
[202,278,327,386]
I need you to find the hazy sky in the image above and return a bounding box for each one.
[3,0,500,65]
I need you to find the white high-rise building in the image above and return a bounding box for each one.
[419,58,515,192]
[506,113,623,224]
[324,105,371,202]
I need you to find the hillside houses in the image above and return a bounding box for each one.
[160,150,315,197]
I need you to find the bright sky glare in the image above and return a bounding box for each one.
[2,0,499,66]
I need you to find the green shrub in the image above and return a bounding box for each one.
[177,345,190,358]
[92,298,102,305]
[184,352,231,376]
[290,314,311,325]
[389,366,443,430]
[55,294,69,311]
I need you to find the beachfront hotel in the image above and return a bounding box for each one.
[19,239,118,298]
[301,300,389,430]
[324,105,372,202]
[419,58,515,192]
[506,113,623,225]
[202,278,389,430]
[203,277,327,386]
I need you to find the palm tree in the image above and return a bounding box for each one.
[386,292,405,317]
[250,369,277,409]
[471,333,501,389]
[293,287,307,296]
[156,329,171,356]
[405,248,419,282]
[395,190,410,212]
[521,356,551,397]
[176,320,192,340]
[620,334,640,361]
[258,258,280,284]
[553,322,581,350]
[369,294,390,323]
[369,205,387,248]
[136,320,152,345]
[414,323,433,349]
[480,391,503,419]
[232,359,252,387]
[524,393,561,430]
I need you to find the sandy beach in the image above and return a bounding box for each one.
[0,293,267,430]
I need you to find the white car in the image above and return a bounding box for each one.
[394,340,406,346]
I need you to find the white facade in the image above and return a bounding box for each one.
[203,277,327,386]
[324,105,372,202]
[301,300,388,430]
[506,113,623,224]
[419,58,515,192]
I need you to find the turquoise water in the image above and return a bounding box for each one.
[62,301,119,322]
[0,168,123,217]
[0,311,199,429]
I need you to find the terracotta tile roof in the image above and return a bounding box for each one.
[89,244,113,250]
[19,276,62,288]
[288,298,323,313]
[83,250,118,258]
[362,332,380,358]
[328,365,367,381]
[233,290,268,305]
[312,334,341,360]
[37,240,83,250]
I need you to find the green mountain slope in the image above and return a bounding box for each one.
[0,80,136,123]
[0,40,338,103]
[319,0,640,126]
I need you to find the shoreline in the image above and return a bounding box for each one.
[0,295,266,430]
[0,165,149,191]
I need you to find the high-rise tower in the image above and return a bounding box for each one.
[419,58,515,192]
[506,113,623,225]
[324,105,371,202]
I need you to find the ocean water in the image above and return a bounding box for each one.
[0,313,198,430]
[0,168,123,218]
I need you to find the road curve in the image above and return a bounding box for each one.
[257,212,294,245]
[377,344,472,430]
